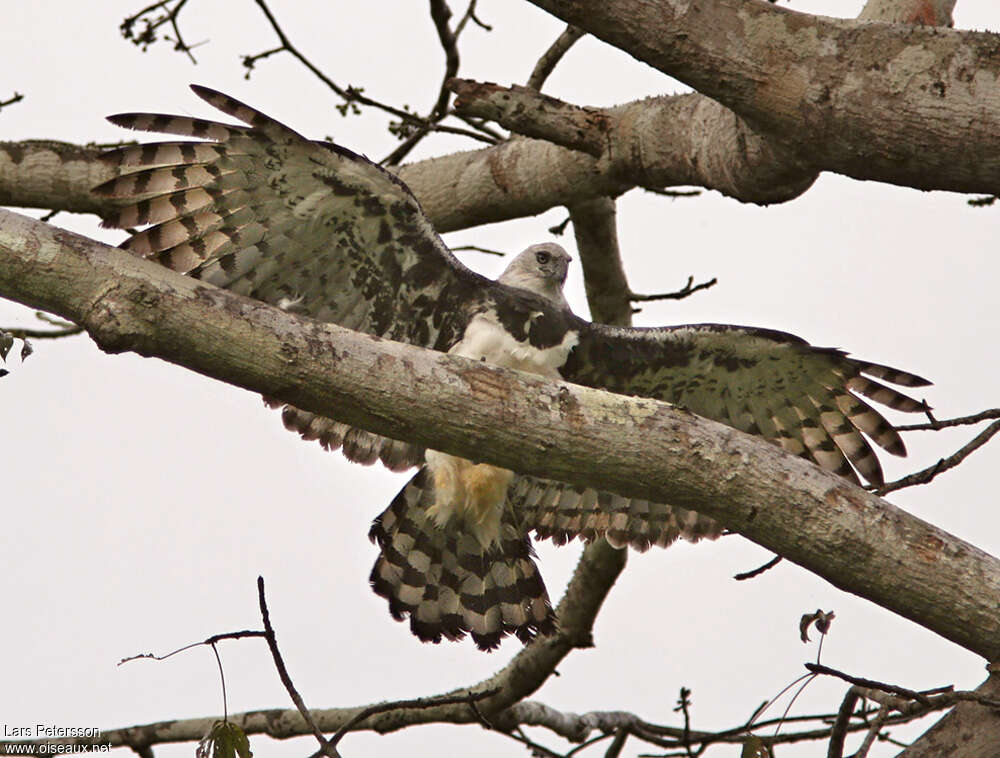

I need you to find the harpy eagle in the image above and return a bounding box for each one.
[95,86,930,651]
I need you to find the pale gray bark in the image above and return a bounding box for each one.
[529,0,1000,194]
[0,2,992,227]
[901,671,1000,757]
[1,207,997,667]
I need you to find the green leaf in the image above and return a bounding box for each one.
[196,721,252,758]
[0,331,13,362]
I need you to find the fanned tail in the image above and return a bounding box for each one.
[369,468,555,651]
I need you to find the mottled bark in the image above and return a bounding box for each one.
[1,208,997,665]
[902,671,1000,757]
[529,0,1000,194]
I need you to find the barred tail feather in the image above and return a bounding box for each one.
[369,468,555,651]
[509,475,724,552]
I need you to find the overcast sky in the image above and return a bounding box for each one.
[3,2,999,757]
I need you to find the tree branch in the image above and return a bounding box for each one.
[0,83,820,231]
[528,0,1000,194]
[1,208,997,663]
[528,24,586,91]
[567,196,633,326]
[876,419,1000,496]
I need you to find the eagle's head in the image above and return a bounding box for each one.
[498,243,572,306]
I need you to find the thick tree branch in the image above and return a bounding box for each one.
[0,84,819,232]
[0,141,113,216]
[1,209,998,663]
[529,0,1000,194]
[901,672,1000,757]
[448,79,817,203]
[567,196,634,326]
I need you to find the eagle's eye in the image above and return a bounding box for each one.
[535,250,551,265]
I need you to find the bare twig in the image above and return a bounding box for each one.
[257,577,340,758]
[895,407,1000,432]
[120,0,200,64]
[0,92,24,111]
[209,644,228,721]
[629,276,718,302]
[733,555,783,580]
[875,419,1000,495]
[672,688,696,758]
[117,629,267,665]
[808,663,1000,712]
[456,1,491,34]
[827,686,862,758]
[805,664,934,707]
[318,689,501,757]
[603,729,629,758]
[452,244,506,257]
[381,0,464,165]
[429,0,461,120]
[642,187,703,199]
[245,0,493,156]
[853,702,890,758]
[528,25,586,91]
[0,312,83,340]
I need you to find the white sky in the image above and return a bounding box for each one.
[2,2,998,757]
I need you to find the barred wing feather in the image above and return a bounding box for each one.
[95,85,484,469]
[563,323,930,488]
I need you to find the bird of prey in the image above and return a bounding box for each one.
[95,86,931,651]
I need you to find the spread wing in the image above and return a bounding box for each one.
[564,323,929,487]
[95,87,932,556]
[510,324,929,550]
[94,85,487,470]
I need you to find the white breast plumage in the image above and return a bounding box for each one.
[450,312,579,379]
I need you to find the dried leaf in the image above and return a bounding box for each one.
[0,331,13,362]
[20,339,33,360]
[741,734,769,757]
[799,609,836,642]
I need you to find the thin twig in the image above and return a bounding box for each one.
[808,663,1000,712]
[733,555,783,580]
[381,0,465,165]
[257,576,340,758]
[320,688,501,754]
[0,92,24,111]
[117,629,267,665]
[672,688,696,758]
[452,244,506,257]
[429,0,460,120]
[0,323,83,339]
[827,687,861,758]
[642,187,703,199]
[853,702,890,758]
[455,1,491,35]
[805,664,933,707]
[603,729,629,758]
[775,674,819,739]
[245,0,419,125]
[499,727,562,757]
[119,0,199,64]
[629,276,718,302]
[747,673,815,731]
[246,0,493,152]
[209,643,228,722]
[875,419,1000,495]
[895,407,1000,431]
[528,25,586,91]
